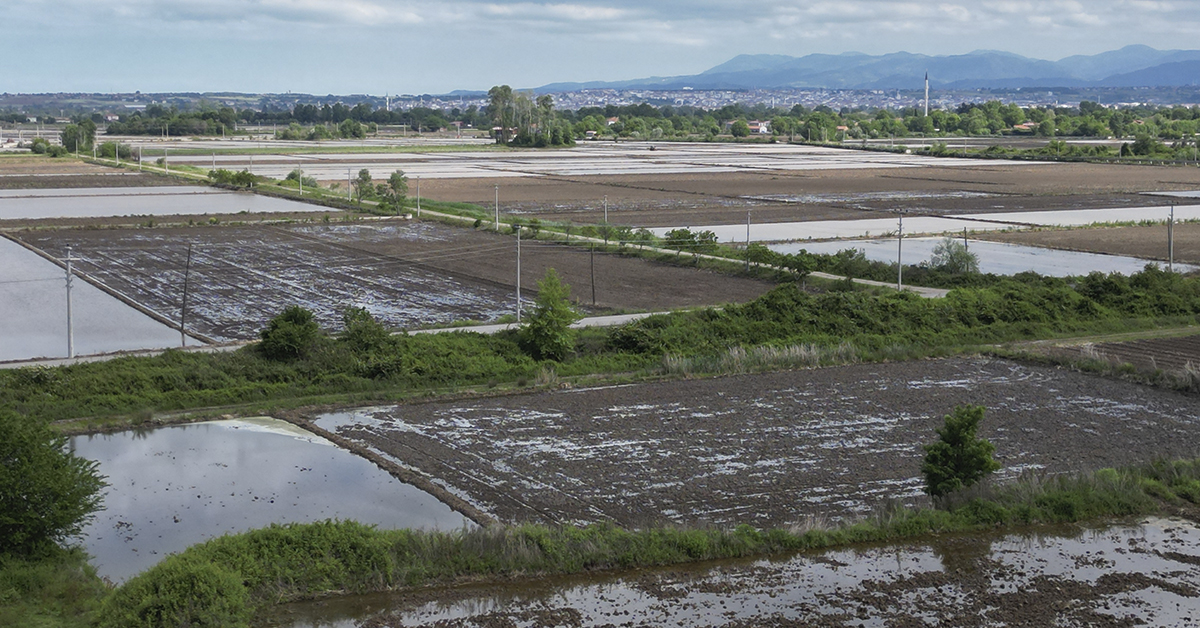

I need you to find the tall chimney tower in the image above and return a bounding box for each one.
[924,72,930,117]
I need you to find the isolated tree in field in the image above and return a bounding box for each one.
[520,268,581,361]
[0,410,105,556]
[353,169,373,203]
[929,237,980,274]
[921,405,1000,499]
[259,305,320,360]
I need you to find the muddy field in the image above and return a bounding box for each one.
[982,222,1200,265]
[423,162,1200,228]
[0,155,181,190]
[13,220,775,341]
[311,357,1200,528]
[274,517,1200,628]
[1040,333,1200,373]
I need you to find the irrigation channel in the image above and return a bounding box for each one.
[267,517,1200,627]
[69,418,470,583]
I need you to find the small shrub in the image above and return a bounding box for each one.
[921,405,1001,500]
[96,557,250,628]
[259,306,320,360]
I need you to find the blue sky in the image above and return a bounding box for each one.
[6,1,1196,94]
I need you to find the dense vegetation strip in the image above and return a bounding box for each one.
[6,266,1200,423]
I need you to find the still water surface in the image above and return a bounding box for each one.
[0,186,325,220]
[71,418,470,582]
[773,237,1196,277]
[0,236,197,361]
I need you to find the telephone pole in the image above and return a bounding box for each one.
[65,247,74,358]
[515,226,522,322]
[897,213,904,290]
[180,244,192,347]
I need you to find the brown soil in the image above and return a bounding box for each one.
[308,356,1200,529]
[421,162,1200,227]
[981,223,1200,265]
[0,155,182,189]
[12,220,775,340]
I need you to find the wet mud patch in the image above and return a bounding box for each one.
[313,357,1200,528]
[274,517,1200,628]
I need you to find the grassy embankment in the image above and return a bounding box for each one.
[45,457,1200,627]
[7,265,1200,428]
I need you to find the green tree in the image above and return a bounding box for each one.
[730,120,751,138]
[0,410,105,556]
[388,170,409,201]
[488,85,515,144]
[921,405,1001,499]
[259,305,320,360]
[353,169,373,203]
[520,268,581,361]
[929,237,980,274]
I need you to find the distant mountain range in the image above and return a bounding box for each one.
[538,45,1200,92]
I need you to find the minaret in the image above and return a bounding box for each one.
[924,72,930,117]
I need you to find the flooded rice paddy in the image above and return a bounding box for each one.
[275,516,1200,628]
[0,186,325,220]
[310,357,1200,529]
[772,237,1196,276]
[71,418,470,582]
[0,236,199,362]
[17,224,515,341]
[654,204,1200,244]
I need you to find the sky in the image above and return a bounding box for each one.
[5,0,1199,95]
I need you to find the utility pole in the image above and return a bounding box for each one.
[1169,205,1176,273]
[745,208,752,272]
[515,226,522,323]
[897,213,904,291]
[180,244,192,347]
[924,71,930,117]
[347,168,352,201]
[65,247,74,359]
[591,244,596,306]
[164,147,169,173]
[603,195,608,224]
[212,152,216,172]
[298,167,303,196]
[416,176,421,217]
[494,184,500,231]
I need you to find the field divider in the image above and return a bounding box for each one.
[0,233,217,345]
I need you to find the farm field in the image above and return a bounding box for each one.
[311,356,1200,528]
[13,220,776,341]
[982,222,1200,265]
[0,154,182,189]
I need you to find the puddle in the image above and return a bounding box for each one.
[0,186,325,220]
[773,237,1195,276]
[0,236,201,362]
[271,516,1200,628]
[70,418,470,582]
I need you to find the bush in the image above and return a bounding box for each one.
[258,306,320,360]
[0,411,105,556]
[96,557,250,628]
[921,405,1001,499]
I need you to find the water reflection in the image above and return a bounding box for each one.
[71,418,469,582]
[772,237,1194,277]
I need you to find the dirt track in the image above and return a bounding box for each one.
[311,356,1200,528]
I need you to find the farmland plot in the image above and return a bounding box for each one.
[313,357,1200,528]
